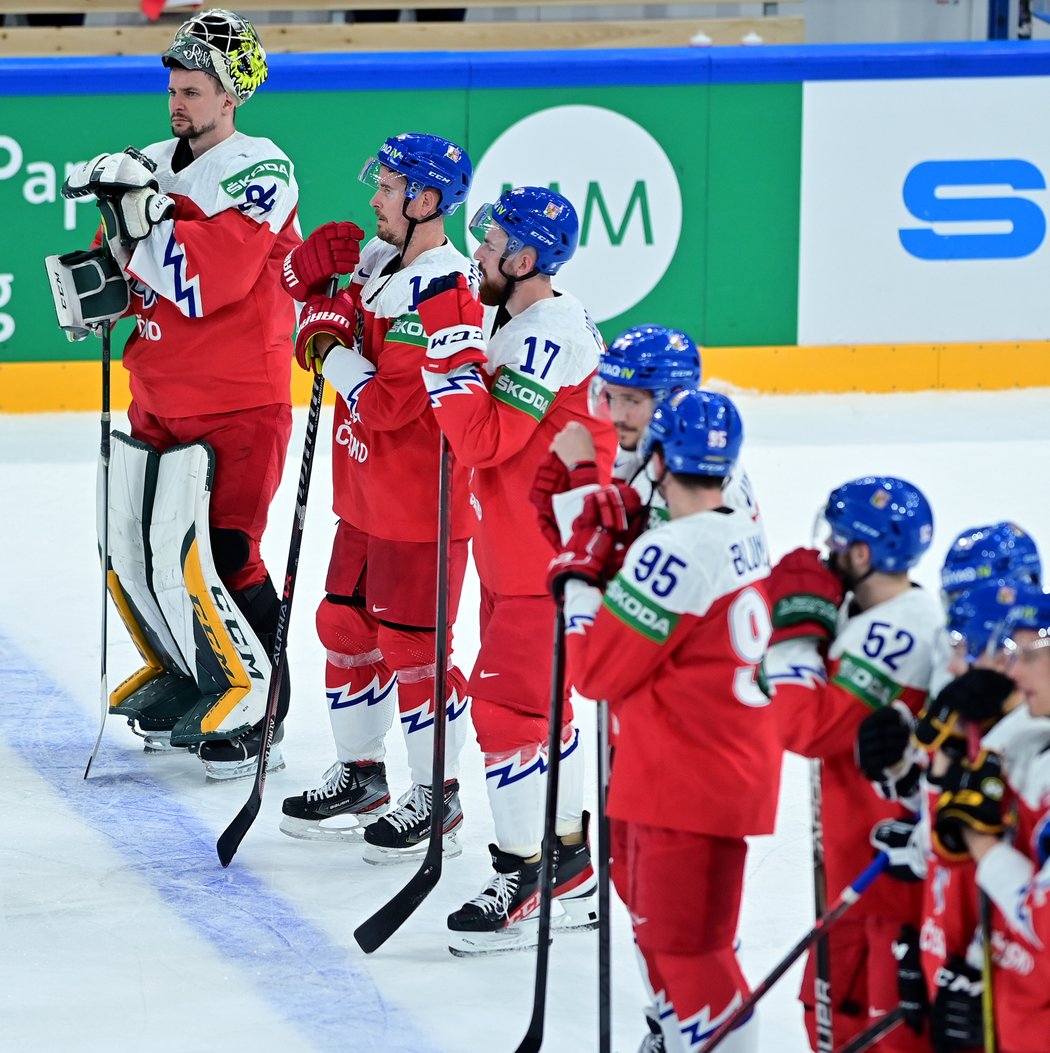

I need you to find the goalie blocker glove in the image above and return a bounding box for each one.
[45,247,129,341]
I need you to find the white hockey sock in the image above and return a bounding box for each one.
[554,723,584,838]
[399,666,470,786]
[484,742,547,858]
[676,998,756,1053]
[326,649,396,763]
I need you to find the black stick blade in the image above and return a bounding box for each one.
[217,793,262,868]
[354,857,441,954]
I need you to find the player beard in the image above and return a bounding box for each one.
[478,271,508,307]
[172,117,218,141]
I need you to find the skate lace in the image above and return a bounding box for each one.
[383,783,431,833]
[305,762,350,803]
[467,871,519,917]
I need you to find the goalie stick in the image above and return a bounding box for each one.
[699,851,889,1052]
[513,589,569,1053]
[353,433,454,952]
[216,276,336,867]
[83,317,114,780]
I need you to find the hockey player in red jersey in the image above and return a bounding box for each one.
[406,186,618,953]
[277,133,476,864]
[764,477,943,1051]
[939,584,1050,1053]
[552,389,775,1052]
[59,10,301,778]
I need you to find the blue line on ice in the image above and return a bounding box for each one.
[0,633,441,1053]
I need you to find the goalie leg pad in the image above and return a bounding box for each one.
[106,432,201,733]
[136,441,272,745]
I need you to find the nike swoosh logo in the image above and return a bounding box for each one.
[478,671,499,679]
[372,605,388,613]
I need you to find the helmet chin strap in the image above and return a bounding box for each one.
[397,194,443,267]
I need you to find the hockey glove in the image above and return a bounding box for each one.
[62,148,159,199]
[294,291,358,374]
[97,186,175,248]
[857,702,923,802]
[416,272,487,373]
[929,956,983,1053]
[893,924,928,1035]
[915,669,1016,755]
[933,750,1006,860]
[766,547,845,646]
[577,481,647,539]
[280,221,365,300]
[45,248,130,341]
[871,818,927,882]
[547,525,622,597]
[530,452,573,552]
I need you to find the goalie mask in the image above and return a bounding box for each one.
[162,8,268,105]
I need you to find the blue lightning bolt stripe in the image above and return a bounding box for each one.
[328,675,396,711]
[485,727,580,789]
[344,370,376,418]
[400,695,468,734]
[566,611,595,636]
[163,230,201,318]
[765,662,828,687]
[426,369,486,407]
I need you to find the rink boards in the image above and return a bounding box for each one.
[3,42,1050,408]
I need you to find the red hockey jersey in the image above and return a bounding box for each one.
[122,132,300,417]
[325,237,478,544]
[426,292,616,596]
[575,507,777,838]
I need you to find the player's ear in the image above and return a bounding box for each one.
[851,541,873,576]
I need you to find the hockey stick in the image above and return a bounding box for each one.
[832,1007,905,1053]
[596,699,613,1053]
[966,721,998,1053]
[811,758,835,1053]
[216,287,333,866]
[700,852,889,1053]
[513,589,569,1053]
[83,318,113,780]
[354,433,454,952]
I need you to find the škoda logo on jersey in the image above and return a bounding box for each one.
[221,159,291,198]
[604,576,678,643]
[492,368,551,422]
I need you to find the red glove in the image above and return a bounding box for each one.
[294,290,358,374]
[766,547,845,645]
[281,221,364,300]
[530,452,572,551]
[578,482,646,538]
[547,524,622,596]
[415,272,487,373]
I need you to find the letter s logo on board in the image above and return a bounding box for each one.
[899,159,1046,260]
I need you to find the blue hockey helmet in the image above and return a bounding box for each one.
[598,325,702,400]
[360,132,472,215]
[947,580,1025,662]
[823,477,933,574]
[941,522,1042,601]
[1001,582,1050,656]
[469,187,579,275]
[642,388,742,479]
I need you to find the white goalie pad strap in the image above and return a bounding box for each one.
[150,442,272,736]
[106,432,192,685]
[45,249,129,342]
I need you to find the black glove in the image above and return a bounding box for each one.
[893,924,928,1035]
[930,955,983,1053]
[915,669,1015,753]
[871,818,927,882]
[933,750,1006,860]
[857,704,922,801]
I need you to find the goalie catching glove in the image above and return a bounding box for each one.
[44,247,129,341]
[98,186,175,248]
[415,272,487,373]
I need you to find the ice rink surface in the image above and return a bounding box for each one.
[2,387,1048,1053]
